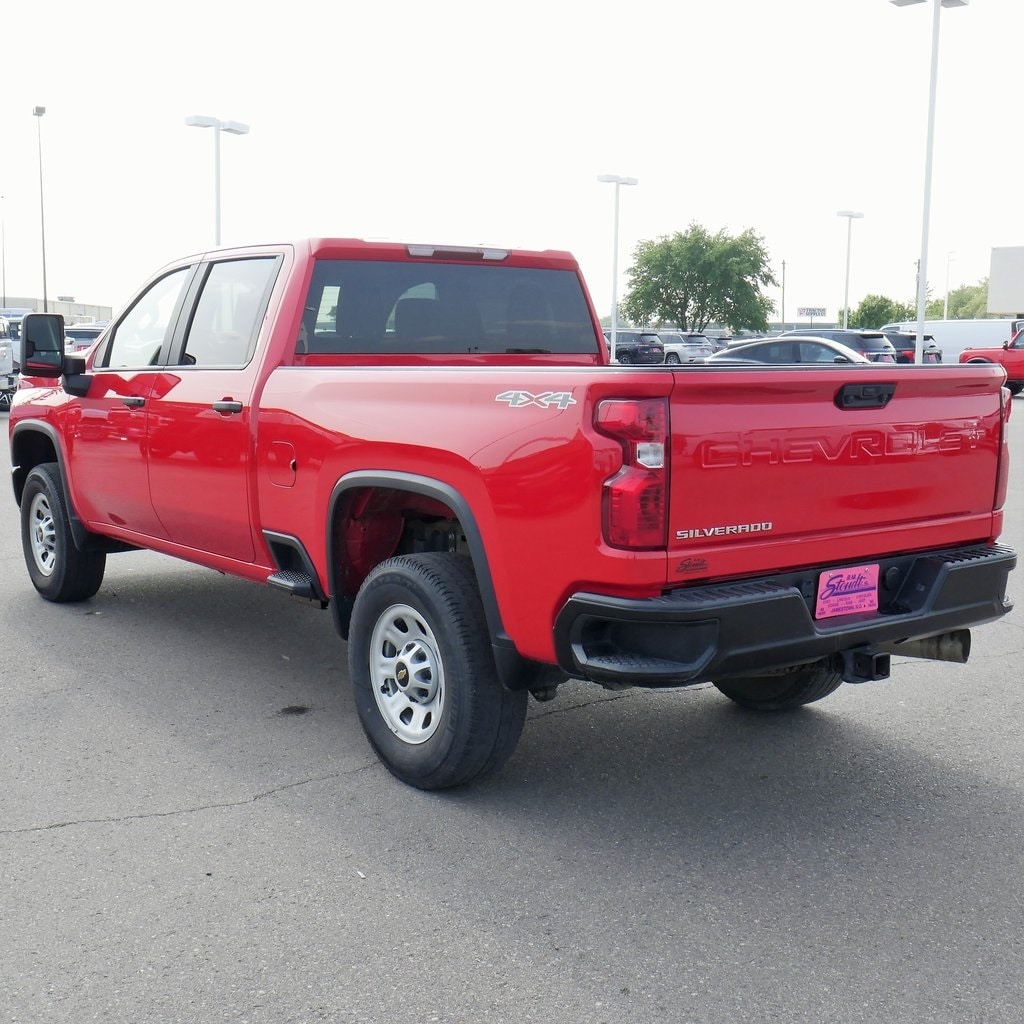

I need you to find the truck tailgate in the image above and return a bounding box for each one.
[666,365,1007,586]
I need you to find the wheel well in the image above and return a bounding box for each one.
[10,428,59,504]
[329,485,476,632]
[326,474,547,690]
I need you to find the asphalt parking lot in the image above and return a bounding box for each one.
[2,401,1023,1024]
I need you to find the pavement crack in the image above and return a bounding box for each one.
[1,762,379,836]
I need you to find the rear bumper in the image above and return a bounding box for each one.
[553,544,1016,687]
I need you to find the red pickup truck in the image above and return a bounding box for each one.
[960,330,1024,395]
[9,239,1016,789]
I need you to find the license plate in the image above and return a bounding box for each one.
[815,563,879,619]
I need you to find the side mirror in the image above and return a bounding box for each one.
[21,313,65,378]
[1003,340,1010,350]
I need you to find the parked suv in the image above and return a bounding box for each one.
[779,328,898,363]
[603,329,664,364]
[64,323,107,354]
[658,331,714,363]
[879,330,942,364]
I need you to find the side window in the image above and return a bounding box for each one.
[103,267,192,369]
[180,257,278,367]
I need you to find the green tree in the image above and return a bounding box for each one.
[925,279,991,319]
[849,294,915,329]
[621,225,777,333]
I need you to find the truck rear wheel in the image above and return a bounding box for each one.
[348,553,527,789]
[21,463,106,603]
[712,661,843,712]
[1006,381,1023,396]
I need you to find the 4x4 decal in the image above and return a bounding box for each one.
[495,390,577,410]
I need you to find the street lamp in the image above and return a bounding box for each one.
[185,114,250,246]
[837,210,863,329]
[597,174,638,362]
[943,250,956,319]
[1,192,6,308]
[890,0,968,363]
[780,259,786,332]
[33,106,48,313]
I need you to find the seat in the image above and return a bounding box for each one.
[393,297,449,343]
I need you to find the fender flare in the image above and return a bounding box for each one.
[326,470,535,687]
[9,419,87,547]
[10,419,135,554]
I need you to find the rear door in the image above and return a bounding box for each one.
[145,255,281,562]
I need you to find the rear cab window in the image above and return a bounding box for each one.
[297,260,599,356]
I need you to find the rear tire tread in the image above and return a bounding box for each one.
[713,661,843,712]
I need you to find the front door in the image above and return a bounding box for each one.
[68,266,195,539]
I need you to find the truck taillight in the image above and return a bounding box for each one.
[595,398,668,549]
[996,386,1012,509]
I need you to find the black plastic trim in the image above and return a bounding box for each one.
[553,544,1016,687]
[262,530,328,603]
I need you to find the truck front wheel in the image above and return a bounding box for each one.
[348,553,527,789]
[21,463,106,602]
[712,661,843,712]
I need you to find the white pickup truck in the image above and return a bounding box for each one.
[0,317,17,408]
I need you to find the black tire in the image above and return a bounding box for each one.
[713,660,843,712]
[1007,381,1023,396]
[21,463,106,602]
[665,353,681,365]
[616,351,633,364]
[348,553,528,790]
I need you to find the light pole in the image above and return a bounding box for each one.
[943,250,956,319]
[1,192,6,308]
[837,210,863,329]
[33,106,48,312]
[780,259,786,332]
[597,174,638,362]
[185,114,250,246]
[890,0,968,362]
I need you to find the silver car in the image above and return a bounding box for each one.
[705,336,872,365]
[658,331,715,363]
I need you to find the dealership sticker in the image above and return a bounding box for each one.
[815,564,879,619]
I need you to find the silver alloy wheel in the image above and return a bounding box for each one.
[28,491,57,578]
[369,603,445,744]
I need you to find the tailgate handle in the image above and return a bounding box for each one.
[835,383,896,410]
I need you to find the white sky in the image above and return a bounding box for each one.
[2,0,1021,323]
